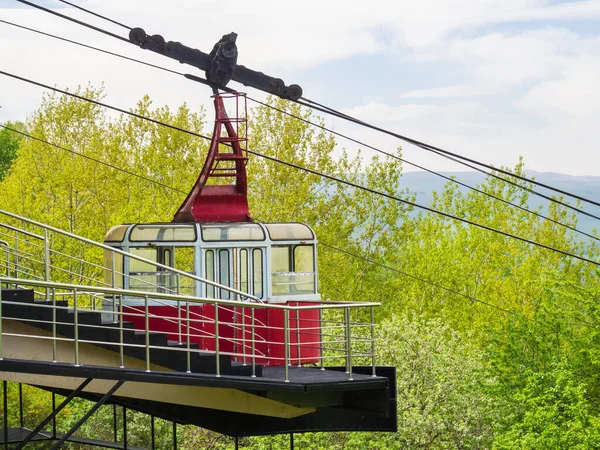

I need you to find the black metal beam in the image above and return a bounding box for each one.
[123,407,128,450]
[15,378,93,450]
[3,381,8,450]
[0,359,388,393]
[150,415,155,450]
[50,380,125,450]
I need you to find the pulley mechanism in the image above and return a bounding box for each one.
[128,27,303,100]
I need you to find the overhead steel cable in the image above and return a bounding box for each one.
[317,242,529,320]
[2,19,596,243]
[246,97,600,242]
[14,0,130,43]
[0,19,185,77]
[0,124,188,194]
[4,123,587,329]
[1,69,597,268]
[297,97,600,210]
[55,0,132,30]
[14,1,600,215]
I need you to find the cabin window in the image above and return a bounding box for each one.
[219,249,230,300]
[253,248,263,298]
[104,225,128,243]
[240,249,249,293]
[103,249,123,288]
[271,245,316,296]
[201,224,265,241]
[128,248,159,292]
[205,250,215,298]
[264,223,314,241]
[172,247,195,295]
[130,225,196,242]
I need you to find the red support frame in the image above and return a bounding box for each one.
[173,92,251,223]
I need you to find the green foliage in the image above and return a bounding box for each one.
[0,121,25,181]
[3,85,600,448]
[493,362,600,449]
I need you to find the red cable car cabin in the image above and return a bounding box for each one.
[103,222,321,366]
[103,92,321,366]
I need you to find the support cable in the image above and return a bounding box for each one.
[297,97,600,209]
[1,18,596,241]
[0,69,596,267]
[14,0,130,43]
[55,0,132,30]
[0,124,188,194]
[9,6,600,213]
[15,0,600,210]
[4,122,564,325]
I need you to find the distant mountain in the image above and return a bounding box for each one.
[399,171,600,236]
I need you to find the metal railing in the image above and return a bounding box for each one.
[0,209,380,381]
[0,276,378,381]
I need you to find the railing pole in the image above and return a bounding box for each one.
[295,307,301,366]
[74,288,79,367]
[251,307,256,378]
[186,301,191,373]
[242,306,246,365]
[145,295,150,372]
[319,309,324,370]
[111,251,117,323]
[52,287,57,362]
[0,287,3,361]
[177,274,182,345]
[345,307,352,381]
[14,230,19,280]
[119,295,124,368]
[371,306,376,377]
[215,304,220,377]
[284,308,290,382]
[44,229,50,300]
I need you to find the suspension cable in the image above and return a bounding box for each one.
[55,0,132,30]
[0,124,188,194]
[12,2,600,214]
[14,0,130,43]
[298,97,600,209]
[1,17,596,242]
[1,69,597,268]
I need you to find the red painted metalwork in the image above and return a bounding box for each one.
[173,92,251,223]
[123,303,321,366]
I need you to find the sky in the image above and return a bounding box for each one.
[1,0,600,176]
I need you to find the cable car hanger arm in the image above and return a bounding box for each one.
[128,27,302,100]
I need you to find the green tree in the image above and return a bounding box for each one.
[493,362,600,450]
[0,121,25,181]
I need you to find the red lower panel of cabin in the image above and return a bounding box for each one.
[123,302,321,367]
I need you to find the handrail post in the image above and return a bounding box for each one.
[319,309,324,370]
[214,303,220,377]
[284,308,290,382]
[14,230,19,280]
[345,307,352,380]
[242,306,246,366]
[177,274,182,345]
[0,287,3,360]
[119,295,124,368]
[52,287,57,362]
[371,306,376,377]
[295,307,301,367]
[186,301,191,373]
[74,288,79,367]
[44,229,50,300]
[251,308,256,378]
[145,295,150,372]
[111,251,117,323]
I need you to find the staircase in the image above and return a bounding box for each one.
[1,288,260,377]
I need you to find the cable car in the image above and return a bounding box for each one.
[104,92,322,366]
